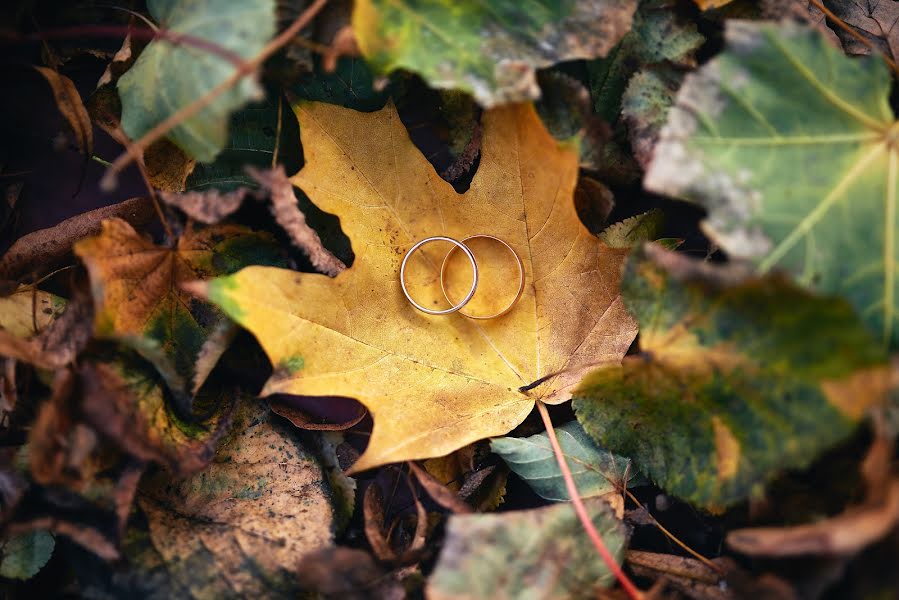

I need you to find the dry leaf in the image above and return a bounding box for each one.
[0,197,154,281]
[246,166,347,276]
[159,188,250,224]
[408,461,473,514]
[195,101,637,471]
[33,66,92,156]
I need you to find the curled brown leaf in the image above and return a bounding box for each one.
[33,66,92,156]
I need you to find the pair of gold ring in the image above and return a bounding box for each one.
[399,235,525,319]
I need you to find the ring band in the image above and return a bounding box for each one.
[400,236,479,315]
[439,234,525,320]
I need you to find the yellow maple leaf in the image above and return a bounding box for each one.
[193,101,637,471]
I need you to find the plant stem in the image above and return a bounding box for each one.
[100,0,330,190]
[535,401,643,600]
[808,0,899,76]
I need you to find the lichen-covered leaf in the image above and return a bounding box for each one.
[491,420,645,502]
[574,245,891,509]
[134,400,335,599]
[117,0,276,161]
[75,219,284,393]
[352,0,636,108]
[427,498,628,599]
[195,100,637,471]
[644,20,899,348]
[0,531,54,580]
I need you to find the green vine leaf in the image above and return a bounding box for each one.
[644,20,899,348]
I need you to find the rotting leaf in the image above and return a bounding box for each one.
[135,399,336,599]
[193,100,637,472]
[599,209,665,248]
[491,420,645,502]
[573,245,892,509]
[644,20,899,348]
[74,218,285,394]
[822,0,899,61]
[427,498,629,599]
[117,0,276,161]
[159,188,250,225]
[352,0,637,108]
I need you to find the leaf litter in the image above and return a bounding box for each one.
[2,3,899,599]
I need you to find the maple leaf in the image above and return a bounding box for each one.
[75,219,284,394]
[194,100,637,471]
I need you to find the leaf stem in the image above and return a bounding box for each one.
[808,0,899,77]
[535,401,643,600]
[100,0,330,189]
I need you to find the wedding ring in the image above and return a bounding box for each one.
[400,236,479,315]
[440,234,525,320]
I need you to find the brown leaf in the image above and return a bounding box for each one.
[820,0,899,61]
[0,290,93,370]
[79,361,234,475]
[159,188,250,224]
[364,483,397,562]
[626,550,731,600]
[296,547,406,599]
[407,461,472,514]
[246,166,347,276]
[270,398,367,431]
[0,197,155,281]
[33,66,92,156]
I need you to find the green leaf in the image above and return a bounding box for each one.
[352,0,637,107]
[185,96,301,193]
[0,531,54,580]
[587,0,703,122]
[643,20,899,348]
[290,56,388,112]
[621,67,683,168]
[130,400,336,599]
[573,245,891,509]
[427,498,628,599]
[118,0,276,162]
[491,420,646,502]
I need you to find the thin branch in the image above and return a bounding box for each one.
[101,0,329,189]
[809,0,899,76]
[535,401,643,600]
[16,25,248,68]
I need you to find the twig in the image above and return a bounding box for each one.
[272,94,283,168]
[16,25,248,68]
[101,0,329,189]
[808,0,899,76]
[535,401,643,600]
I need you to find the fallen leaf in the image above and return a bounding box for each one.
[694,0,734,8]
[270,398,367,430]
[0,285,65,339]
[599,209,665,248]
[0,531,54,580]
[0,197,155,281]
[352,0,637,107]
[195,100,637,471]
[74,218,284,393]
[34,66,92,156]
[295,547,406,600]
[427,498,629,599]
[0,291,93,370]
[626,550,730,600]
[587,0,703,123]
[159,188,250,225]
[246,166,347,276]
[117,0,276,161]
[408,461,473,514]
[363,483,397,562]
[822,0,899,61]
[291,56,388,112]
[491,420,645,502]
[643,20,899,348]
[136,399,336,598]
[621,67,682,169]
[79,358,233,475]
[573,245,891,509]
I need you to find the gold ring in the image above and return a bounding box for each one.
[400,236,478,315]
[439,234,525,320]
